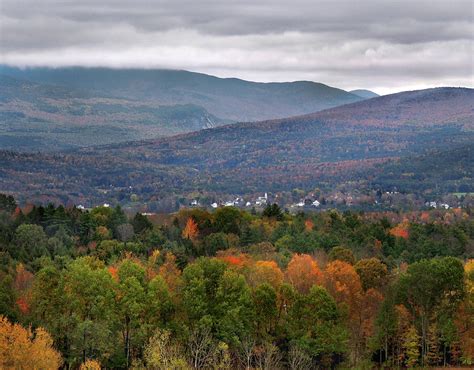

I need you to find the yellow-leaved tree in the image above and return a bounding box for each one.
[0,315,62,369]
[456,259,474,365]
[79,359,102,370]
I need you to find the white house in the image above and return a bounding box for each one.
[255,193,268,206]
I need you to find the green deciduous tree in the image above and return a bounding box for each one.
[396,257,465,365]
[62,257,117,366]
[354,257,388,291]
[182,258,254,348]
[328,246,355,265]
[253,283,278,339]
[288,285,347,366]
[213,207,244,235]
[14,224,49,263]
[116,259,146,367]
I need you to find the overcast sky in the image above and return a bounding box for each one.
[0,0,472,94]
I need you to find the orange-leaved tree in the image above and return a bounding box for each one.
[159,252,182,293]
[14,263,34,314]
[389,220,409,239]
[182,217,199,241]
[286,254,322,294]
[324,260,383,364]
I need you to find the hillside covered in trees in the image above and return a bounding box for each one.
[370,144,474,195]
[1,194,473,368]
[0,67,371,152]
[0,87,472,208]
[0,66,365,123]
[0,74,230,151]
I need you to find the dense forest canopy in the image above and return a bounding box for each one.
[1,194,473,368]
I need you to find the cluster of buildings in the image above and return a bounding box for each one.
[291,199,321,208]
[192,193,270,209]
[189,193,324,211]
[425,201,450,209]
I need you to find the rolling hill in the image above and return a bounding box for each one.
[0,66,365,122]
[0,75,228,151]
[0,87,472,206]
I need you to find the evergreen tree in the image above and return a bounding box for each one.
[262,204,284,221]
[131,213,153,234]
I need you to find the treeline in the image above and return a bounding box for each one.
[0,195,473,368]
[371,144,474,195]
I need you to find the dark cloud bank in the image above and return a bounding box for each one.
[1,0,472,94]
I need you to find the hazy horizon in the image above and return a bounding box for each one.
[2,64,474,97]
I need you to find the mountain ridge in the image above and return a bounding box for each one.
[91,86,472,150]
[0,66,365,122]
[0,86,472,206]
[349,89,379,99]
[0,74,231,151]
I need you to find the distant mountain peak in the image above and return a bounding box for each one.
[349,89,379,99]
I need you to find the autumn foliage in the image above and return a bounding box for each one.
[248,260,284,289]
[182,217,199,241]
[286,254,323,293]
[0,316,62,369]
[1,200,473,369]
[217,251,251,270]
[389,221,409,239]
[324,260,362,309]
[159,252,182,292]
[79,359,102,370]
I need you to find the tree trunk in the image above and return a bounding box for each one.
[421,314,427,366]
[125,317,130,368]
[83,329,86,365]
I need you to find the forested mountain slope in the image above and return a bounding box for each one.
[0,87,472,205]
[0,66,364,122]
[0,75,228,151]
[369,144,474,194]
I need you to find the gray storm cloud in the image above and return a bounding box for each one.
[0,0,472,94]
